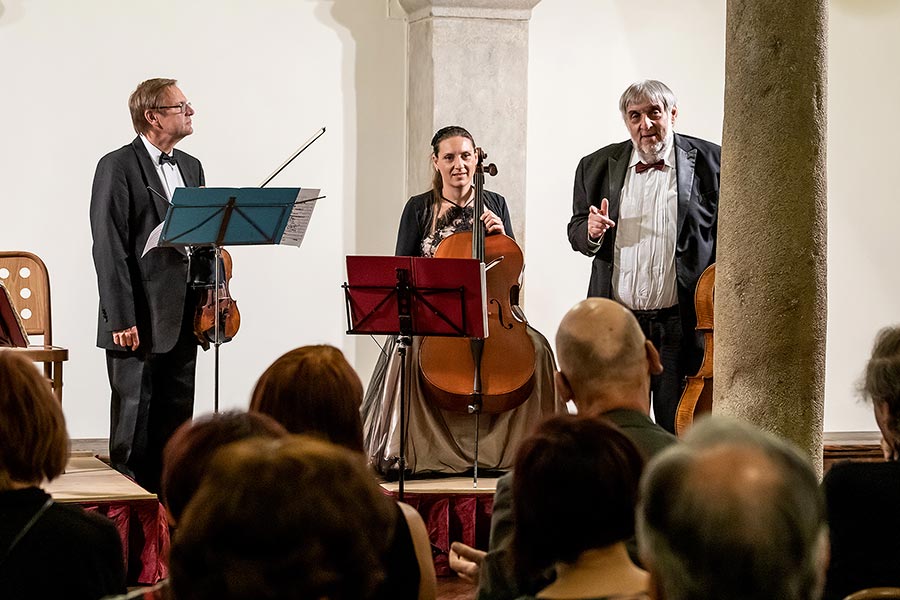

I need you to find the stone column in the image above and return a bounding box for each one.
[715,0,828,471]
[398,0,541,243]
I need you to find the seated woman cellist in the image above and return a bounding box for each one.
[362,125,564,476]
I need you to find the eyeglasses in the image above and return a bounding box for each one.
[154,101,192,114]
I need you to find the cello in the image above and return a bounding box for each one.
[674,263,715,436]
[418,148,535,415]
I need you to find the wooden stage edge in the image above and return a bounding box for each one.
[69,429,885,497]
[46,453,157,502]
[379,476,498,494]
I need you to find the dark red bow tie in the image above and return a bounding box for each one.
[635,160,665,174]
[159,152,177,166]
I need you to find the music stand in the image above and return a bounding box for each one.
[343,255,486,500]
[161,187,318,412]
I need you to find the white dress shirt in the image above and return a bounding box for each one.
[612,144,678,310]
[140,135,186,202]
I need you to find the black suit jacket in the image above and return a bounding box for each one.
[90,137,205,353]
[567,133,721,369]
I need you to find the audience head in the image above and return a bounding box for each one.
[0,351,68,489]
[637,417,828,600]
[170,435,394,600]
[555,297,661,414]
[513,414,645,581]
[161,410,287,525]
[860,325,900,455]
[250,345,365,453]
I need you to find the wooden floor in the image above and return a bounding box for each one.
[437,576,477,600]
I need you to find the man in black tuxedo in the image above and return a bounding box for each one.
[90,78,205,492]
[567,80,721,433]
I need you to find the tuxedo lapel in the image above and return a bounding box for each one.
[173,149,198,187]
[675,134,697,236]
[607,142,632,222]
[130,137,170,223]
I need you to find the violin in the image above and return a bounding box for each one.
[674,263,715,436]
[418,148,535,414]
[192,248,241,349]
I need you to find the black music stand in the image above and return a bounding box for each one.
[343,255,486,500]
[161,187,316,412]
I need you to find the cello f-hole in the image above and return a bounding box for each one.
[491,298,513,330]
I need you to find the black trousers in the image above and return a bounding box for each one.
[631,306,685,434]
[106,306,197,494]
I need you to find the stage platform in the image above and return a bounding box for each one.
[44,454,168,585]
[380,476,499,577]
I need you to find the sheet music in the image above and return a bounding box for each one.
[141,222,189,257]
[142,222,165,257]
[280,188,321,247]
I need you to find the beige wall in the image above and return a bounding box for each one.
[0,0,407,437]
[0,0,893,437]
[523,0,899,433]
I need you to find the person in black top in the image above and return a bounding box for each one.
[170,436,399,600]
[567,80,721,434]
[250,345,435,600]
[0,351,126,600]
[822,325,900,599]
[363,125,564,477]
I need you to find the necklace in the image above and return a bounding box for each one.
[441,187,474,209]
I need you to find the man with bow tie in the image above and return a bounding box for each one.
[90,78,207,492]
[567,80,721,434]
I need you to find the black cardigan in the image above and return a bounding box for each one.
[395,190,515,257]
[0,487,126,599]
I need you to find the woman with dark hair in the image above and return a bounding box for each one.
[822,325,900,600]
[512,414,648,600]
[162,410,289,526]
[363,125,564,476]
[249,345,364,452]
[104,410,289,600]
[170,436,397,600]
[0,351,126,599]
[249,345,436,600]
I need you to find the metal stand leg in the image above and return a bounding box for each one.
[213,246,222,413]
[397,335,411,501]
[473,411,479,489]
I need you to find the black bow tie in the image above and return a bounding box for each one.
[159,152,177,166]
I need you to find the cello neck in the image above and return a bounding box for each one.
[472,148,487,262]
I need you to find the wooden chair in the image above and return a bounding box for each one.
[844,588,900,600]
[0,251,68,401]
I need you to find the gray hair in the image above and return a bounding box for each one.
[618,80,677,117]
[636,417,828,600]
[860,326,900,425]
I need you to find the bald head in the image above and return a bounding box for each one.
[555,298,652,405]
[637,417,828,600]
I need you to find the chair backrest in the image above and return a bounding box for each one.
[844,588,900,600]
[0,251,53,345]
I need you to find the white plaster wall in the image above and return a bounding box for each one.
[824,0,900,431]
[524,0,897,432]
[0,0,406,438]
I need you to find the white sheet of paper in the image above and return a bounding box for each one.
[142,222,165,257]
[280,188,320,247]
